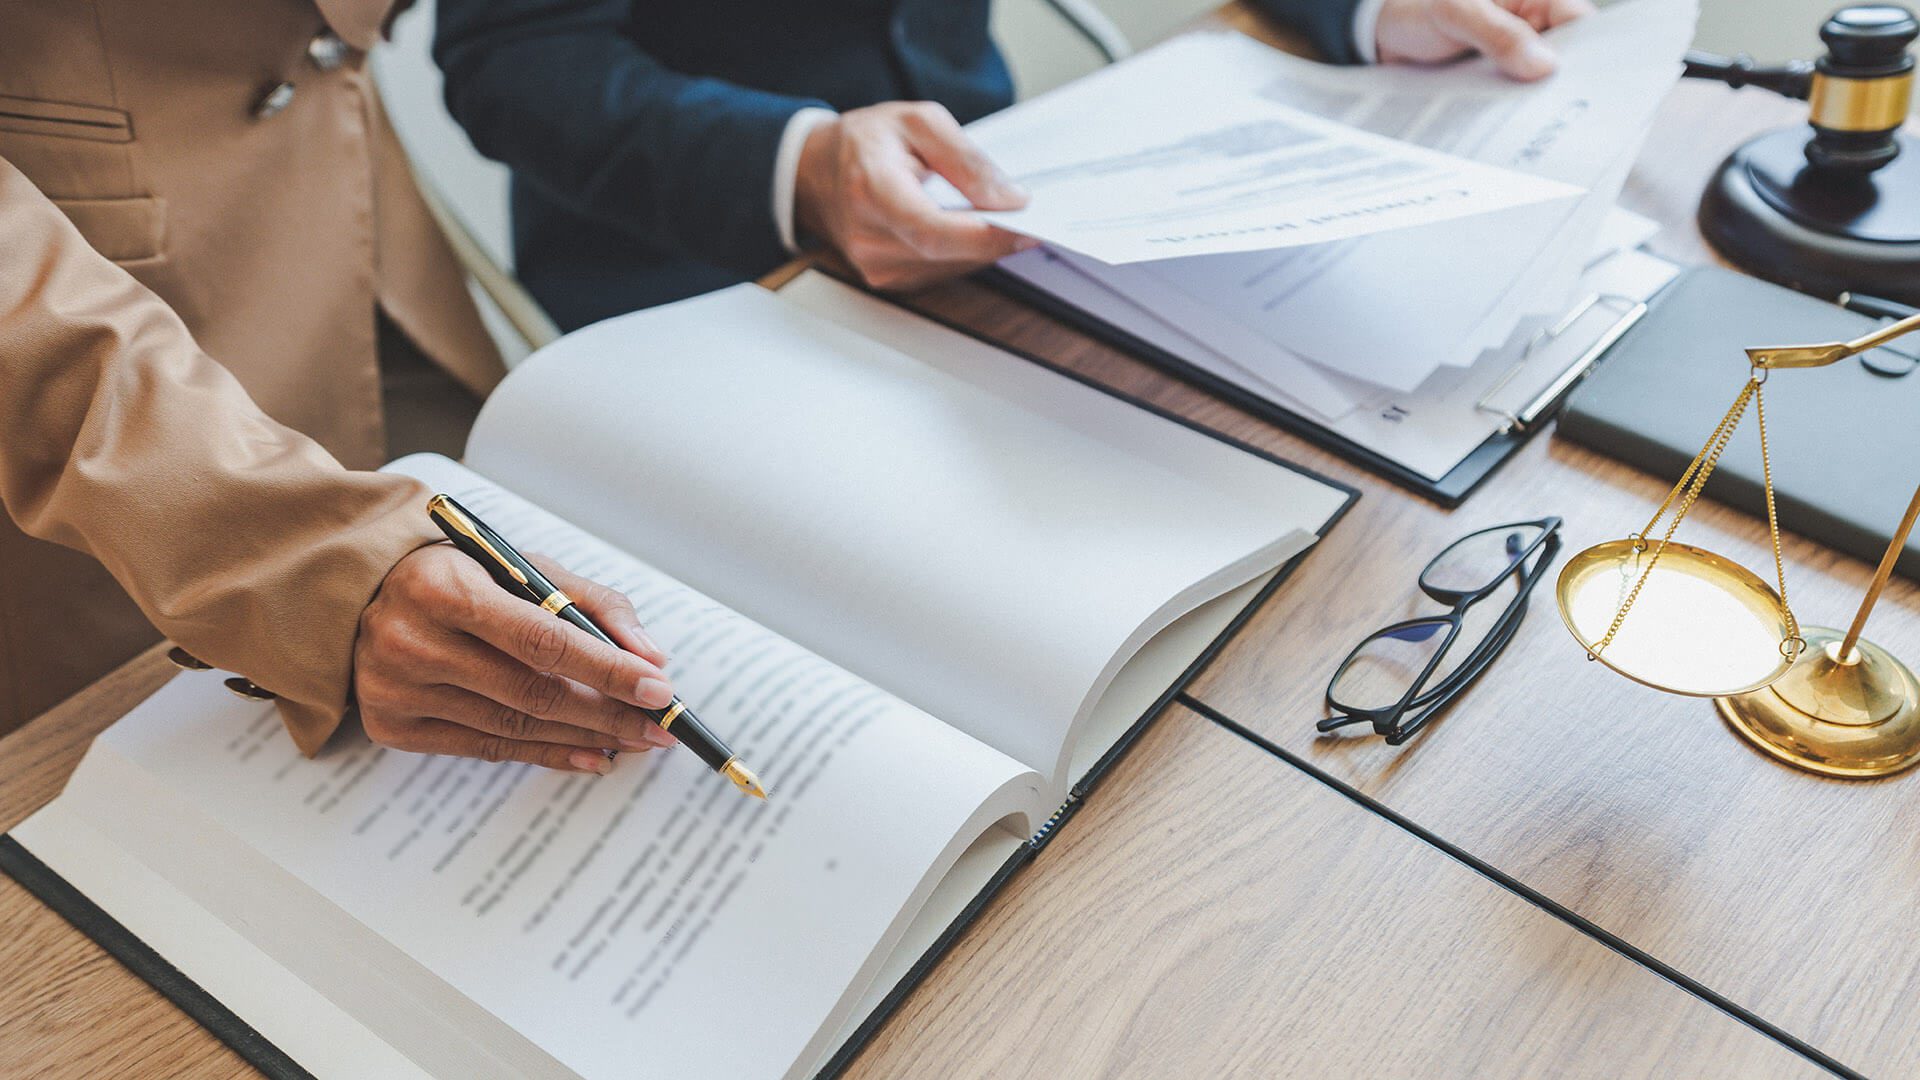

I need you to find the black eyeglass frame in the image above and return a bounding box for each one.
[1319,517,1563,746]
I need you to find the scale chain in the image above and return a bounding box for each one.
[1592,377,1760,657]
[1753,381,1804,657]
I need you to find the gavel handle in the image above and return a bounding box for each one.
[1681,50,1815,100]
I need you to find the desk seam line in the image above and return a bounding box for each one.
[1176,692,1862,1080]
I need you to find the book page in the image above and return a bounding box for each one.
[467,278,1348,798]
[34,456,1041,1080]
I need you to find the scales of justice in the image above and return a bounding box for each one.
[1560,4,1920,778]
[1558,308,1920,778]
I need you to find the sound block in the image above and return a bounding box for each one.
[1700,126,1920,306]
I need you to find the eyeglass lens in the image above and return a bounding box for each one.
[1421,522,1548,597]
[1329,570,1526,714]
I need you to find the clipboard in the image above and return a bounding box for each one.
[983,262,1661,506]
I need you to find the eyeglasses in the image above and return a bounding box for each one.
[1319,517,1562,746]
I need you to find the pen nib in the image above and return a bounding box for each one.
[723,759,768,799]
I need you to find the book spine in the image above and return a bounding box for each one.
[1027,793,1084,852]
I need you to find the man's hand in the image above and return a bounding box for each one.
[794,101,1038,292]
[1376,0,1596,81]
[353,544,678,773]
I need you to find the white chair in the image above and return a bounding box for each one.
[374,0,558,364]
[1041,0,1134,63]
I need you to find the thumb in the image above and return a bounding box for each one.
[1442,0,1559,81]
[895,104,1027,211]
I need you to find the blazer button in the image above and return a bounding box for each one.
[307,30,351,72]
[252,81,296,120]
[223,676,279,702]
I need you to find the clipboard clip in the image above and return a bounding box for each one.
[1474,293,1649,435]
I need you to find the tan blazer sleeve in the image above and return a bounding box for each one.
[0,154,440,755]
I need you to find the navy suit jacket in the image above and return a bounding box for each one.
[435,0,1364,330]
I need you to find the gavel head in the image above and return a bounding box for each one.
[1807,5,1918,173]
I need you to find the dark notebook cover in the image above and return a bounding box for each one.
[1558,265,1920,581]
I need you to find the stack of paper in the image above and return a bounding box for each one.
[962,0,1698,483]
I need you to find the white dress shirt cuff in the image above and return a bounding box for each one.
[773,107,839,255]
[1352,0,1389,63]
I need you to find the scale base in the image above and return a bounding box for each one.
[1716,626,1920,778]
[1699,127,1920,306]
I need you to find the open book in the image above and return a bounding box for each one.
[7,272,1350,1079]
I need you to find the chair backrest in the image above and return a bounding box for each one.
[372,0,556,362]
[372,0,513,270]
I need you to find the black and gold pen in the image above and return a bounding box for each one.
[426,493,767,799]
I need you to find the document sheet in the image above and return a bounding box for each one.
[991,0,1696,480]
[1131,0,1694,386]
[956,32,1579,264]
[1010,237,1677,480]
[1024,0,1693,395]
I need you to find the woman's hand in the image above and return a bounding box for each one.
[1375,0,1596,81]
[353,544,678,773]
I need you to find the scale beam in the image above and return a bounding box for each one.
[1747,309,1920,368]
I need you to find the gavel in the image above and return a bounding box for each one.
[1683,5,1920,305]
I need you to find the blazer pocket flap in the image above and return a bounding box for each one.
[0,94,133,143]
[53,196,164,263]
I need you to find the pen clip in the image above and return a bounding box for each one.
[428,494,533,590]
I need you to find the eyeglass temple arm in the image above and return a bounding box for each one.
[1746,310,1920,369]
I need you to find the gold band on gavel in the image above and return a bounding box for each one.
[1809,71,1913,132]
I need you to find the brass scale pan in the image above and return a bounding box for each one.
[1557,538,1796,698]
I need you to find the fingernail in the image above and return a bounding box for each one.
[629,620,664,658]
[646,725,678,749]
[617,738,656,752]
[1015,235,1042,252]
[568,749,613,774]
[1521,41,1556,75]
[634,676,674,708]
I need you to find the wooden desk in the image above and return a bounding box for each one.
[844,706,1825,1080]
[897,66,1910,1080]
[0,29,1865,1080]
[0,646,244,1078]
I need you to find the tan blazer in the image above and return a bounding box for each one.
[0,0,507,749]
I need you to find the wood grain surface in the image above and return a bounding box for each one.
[0,871,249,1079]
[840,705,1827,1080]
[0,646,242,1078]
